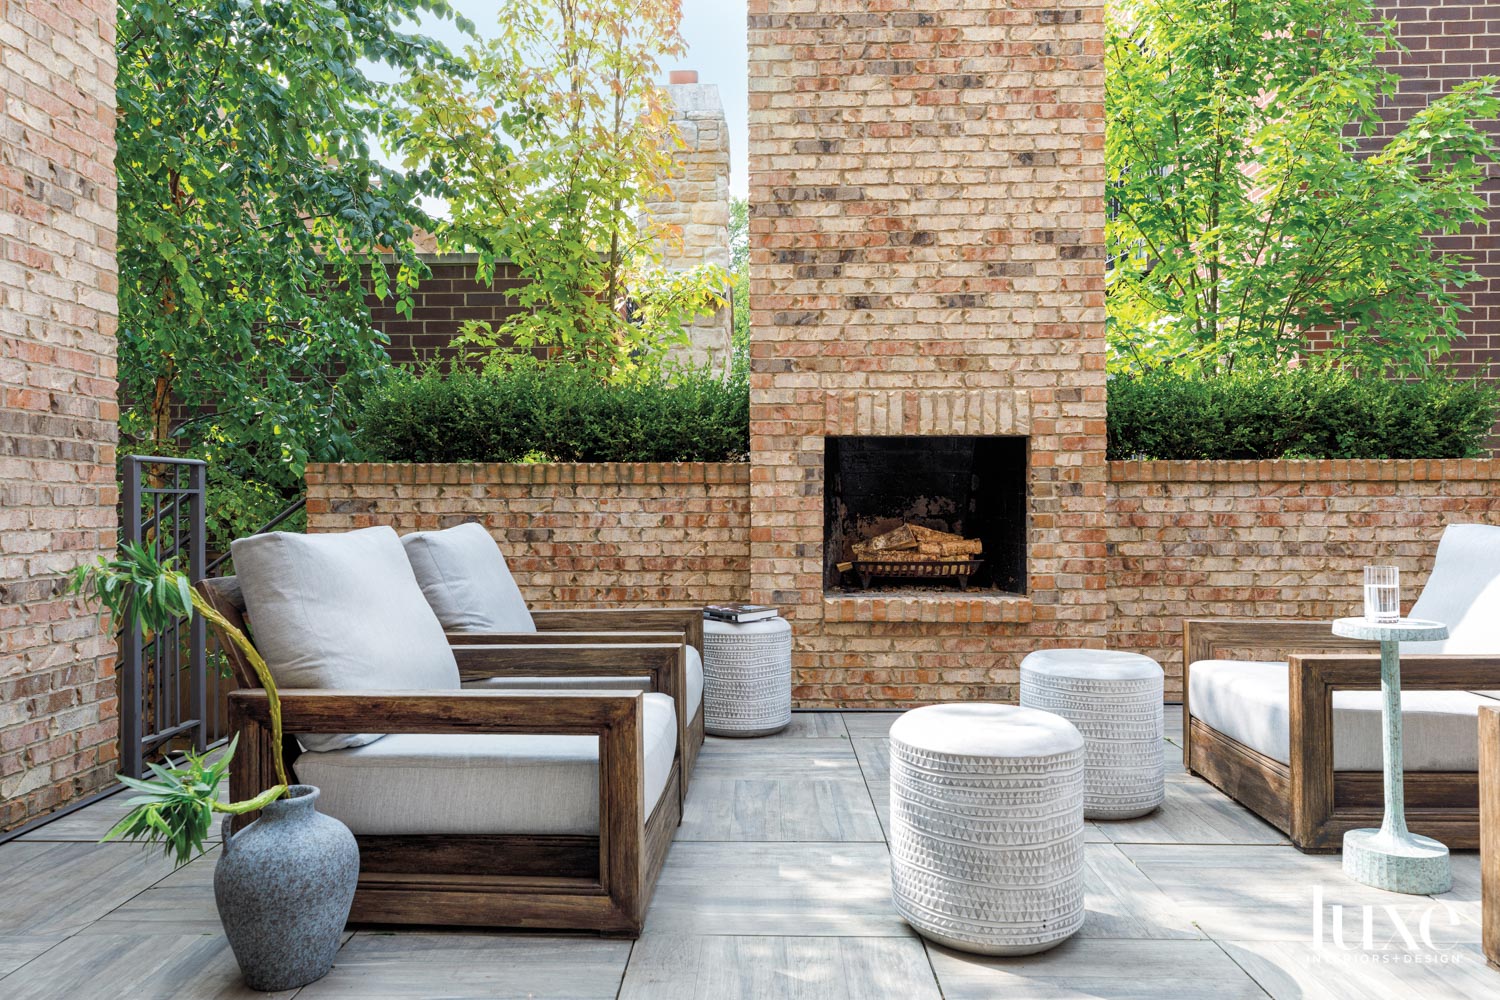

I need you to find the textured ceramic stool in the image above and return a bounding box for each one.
[889,704,1086,955]
[1019,648,1165,820]
[701,615,793,737]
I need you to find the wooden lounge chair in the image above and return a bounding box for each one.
[398,522,707,779]
[1481,703,1499,969]
[1183,524,1500,852]
[200,526,694,936]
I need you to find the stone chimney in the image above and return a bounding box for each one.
[646,73,733,371]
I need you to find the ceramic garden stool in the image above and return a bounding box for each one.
[1019,648,1166,820]
[701,615,793,737]
[889,704,1086,955]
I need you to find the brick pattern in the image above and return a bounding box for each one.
[1,1,120,832]
[305,463,751,607]
[645,83,734,369]
[1374,0,1500,381]
[823,388,1032,436]
[312,456,1500,706]
[1107,459,1500,699]
[747,0,1109,705]
[365,256,535,366]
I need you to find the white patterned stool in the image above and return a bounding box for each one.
[1019,648,1165,820]
[701,616,793,737]
[889,704,1086,955]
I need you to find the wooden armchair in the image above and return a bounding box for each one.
[200,576,684,935]
[1481,704,1499,969]
[1184,618,1497,851]
[448,608,707,778]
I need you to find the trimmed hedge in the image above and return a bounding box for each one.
[357,362,750,463]
[1107,367,1498,460]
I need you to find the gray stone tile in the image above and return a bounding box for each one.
[839,712,901,739]
[0,841,175,936]
[619,933,940,1000]
[928,938,1270,1000]
[297,932,629,999]
[646,842,909,937]
[0,932,286,1000]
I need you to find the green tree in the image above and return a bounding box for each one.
[117,0,468,497]
[729,196,750,350]
[399,0,726,374]
[1106,0,1500,374]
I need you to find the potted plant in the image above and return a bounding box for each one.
[71,543,358,992]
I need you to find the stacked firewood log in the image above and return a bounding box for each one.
[849,524,982,562]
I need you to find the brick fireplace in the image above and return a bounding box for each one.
[747,0,1108,705]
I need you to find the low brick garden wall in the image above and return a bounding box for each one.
[309,458,1500,705]
[305,463,751,607]
[1107,459,1500,698]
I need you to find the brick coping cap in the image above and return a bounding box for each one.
[1109,458,1500,483]
[307,461,750,486]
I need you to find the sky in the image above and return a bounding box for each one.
[412,1,750,197]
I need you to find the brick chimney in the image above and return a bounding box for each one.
[645,73,733,371]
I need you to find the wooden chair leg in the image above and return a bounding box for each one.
[1481,705,1500,970]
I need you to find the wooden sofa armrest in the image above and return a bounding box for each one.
[228,688,648,916]
[1286,653,1500,849]
[448,642,690,809]
[1181,618,1373,765]
[1183,618,1370,669]
[449,631,687,647]
[1481,705,1500,968]
[531,608,704,655]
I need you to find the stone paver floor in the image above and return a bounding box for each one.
[0,711,1490,998]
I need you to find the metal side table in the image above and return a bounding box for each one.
[1331,616,1451,894]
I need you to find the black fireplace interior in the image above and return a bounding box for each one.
[823,436,1028,593]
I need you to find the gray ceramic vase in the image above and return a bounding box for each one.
[215,784,359,992]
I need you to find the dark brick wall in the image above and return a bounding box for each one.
[1376,0,1500,376]
[366,256,532,365]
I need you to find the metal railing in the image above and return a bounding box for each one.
[119,457,306,778]
[120,456,210,778]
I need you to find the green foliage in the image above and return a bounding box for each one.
[69,541,193,639]
[1107,0,1500,374]
[117,0,470,493]
[70,546,294,865]
[400,0,726,373]
[1107,366,1499,460]
[205,466,306,558]
[103,739,285,867]
[358,360,750,463]
[730,197,750,351]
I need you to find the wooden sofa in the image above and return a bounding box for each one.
[1181,524,1500,853]
[201,574,696,936]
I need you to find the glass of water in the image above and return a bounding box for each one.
[1363,566,1400,625]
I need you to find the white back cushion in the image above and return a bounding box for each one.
[400,522,536,633]
[231,526,461,751]
[1405,523,1500,654]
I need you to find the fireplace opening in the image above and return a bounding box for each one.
[823,436,1028,594]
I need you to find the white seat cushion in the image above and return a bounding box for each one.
[1188,660,1500,771]
[462,645,705,724]
[295,692,678,836]
[231,526,460,751]
[401,522,537,633]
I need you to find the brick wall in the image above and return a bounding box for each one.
[0,1,120,832]
[366,256,535,366]
[1107,458,1500,699]
[646,78,734,370]
[746,0,1110,704]
[305,463,751,607]
[1374,0,1500,380]
[311,457,1500,706]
